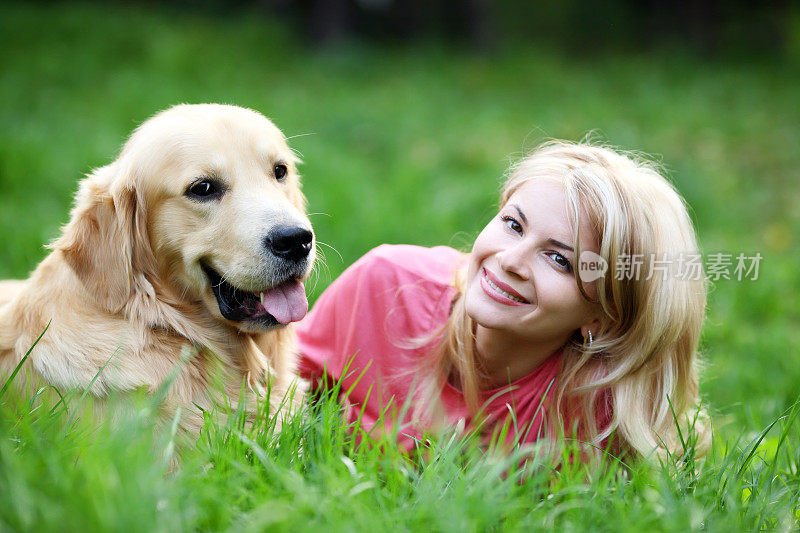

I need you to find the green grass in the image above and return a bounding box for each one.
[1,2,799,530]
[2,346,799,531]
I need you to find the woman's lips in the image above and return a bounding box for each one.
[480,268,530,306]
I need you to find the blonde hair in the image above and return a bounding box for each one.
[417,140,710,461]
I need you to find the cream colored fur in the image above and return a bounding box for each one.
[0,104,314,435]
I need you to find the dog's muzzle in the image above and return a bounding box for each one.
[203,225,313,328]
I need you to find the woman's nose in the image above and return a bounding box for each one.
[497,242,531,280]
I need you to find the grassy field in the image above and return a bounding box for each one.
[1,2,799,530]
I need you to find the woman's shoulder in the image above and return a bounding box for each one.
[354,244,465,286]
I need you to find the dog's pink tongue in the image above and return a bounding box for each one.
[259,281,308,324]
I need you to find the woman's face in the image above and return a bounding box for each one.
[465,179,601,346]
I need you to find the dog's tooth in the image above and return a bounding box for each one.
[260,292,265,305]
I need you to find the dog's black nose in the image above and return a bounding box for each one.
[266,226,313,261]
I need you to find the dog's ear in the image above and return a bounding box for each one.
[52,165,150,313]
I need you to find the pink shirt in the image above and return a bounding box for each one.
[297,244,565,448]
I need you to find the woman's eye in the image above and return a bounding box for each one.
[502,216,522,234]
[186,179,222,200]
[547,252,573,272]
[274,163,287,181]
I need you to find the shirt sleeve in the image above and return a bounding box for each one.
[295,246,394,387]
[295,244,462,390]
[296,257,360,386]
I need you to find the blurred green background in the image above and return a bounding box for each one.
[1,1,798,439]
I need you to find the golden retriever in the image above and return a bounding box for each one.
[0,104,315,434]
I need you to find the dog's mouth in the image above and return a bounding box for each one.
[201,264,308,327]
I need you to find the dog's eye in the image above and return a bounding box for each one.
[274,163,287,181]
[186,179,222,200]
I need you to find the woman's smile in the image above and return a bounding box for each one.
[480,267,530,306]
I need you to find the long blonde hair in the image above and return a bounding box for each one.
[418,140,710,461]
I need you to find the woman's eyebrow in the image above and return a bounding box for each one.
[512,204,528,225]
[548,238,574,252]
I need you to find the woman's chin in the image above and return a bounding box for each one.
[465,290,509,331]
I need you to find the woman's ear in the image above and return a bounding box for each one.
[580,318,603,343]
[52,166,141,313]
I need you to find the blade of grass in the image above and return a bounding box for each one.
[63,347,120,430]
[0,320,50,399]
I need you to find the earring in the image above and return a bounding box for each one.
[583,330,593,348]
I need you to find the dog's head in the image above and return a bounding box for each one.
[55,104,315,333]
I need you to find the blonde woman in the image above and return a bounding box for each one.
[297,140,709,461]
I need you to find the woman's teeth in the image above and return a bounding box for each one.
[485,274,527,303]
